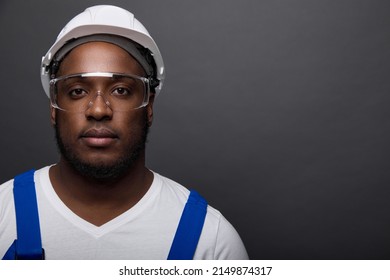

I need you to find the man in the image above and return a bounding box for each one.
[0,5,248,260]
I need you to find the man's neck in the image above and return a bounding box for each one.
[48,157,153,226]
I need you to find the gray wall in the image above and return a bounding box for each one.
[1,0,390,259]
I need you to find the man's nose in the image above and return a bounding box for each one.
[85,92,113,120]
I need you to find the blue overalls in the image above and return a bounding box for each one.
[2,170,207,260]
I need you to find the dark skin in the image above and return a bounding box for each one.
[49,42,155,226]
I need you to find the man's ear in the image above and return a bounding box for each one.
[50,103,56,126]
[146,93,156,127]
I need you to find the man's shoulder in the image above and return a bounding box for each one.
[0,177,14,199]
[152,172,190,203]
[0,166,51,197]
[153,171,223,220]
[154,173,249,259]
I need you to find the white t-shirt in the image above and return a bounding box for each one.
[0,166,248,260]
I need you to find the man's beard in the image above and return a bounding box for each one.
[54,112,149,181]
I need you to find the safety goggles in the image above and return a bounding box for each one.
[49,72,151,112]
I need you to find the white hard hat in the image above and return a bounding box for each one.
[41,5,165,97]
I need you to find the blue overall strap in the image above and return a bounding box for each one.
[167,190,208,260]
[6,170,44,259]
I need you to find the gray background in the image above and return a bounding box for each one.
[1,0,390,259]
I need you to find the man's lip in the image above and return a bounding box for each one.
[80,128,118,147]
[81,128,118,138]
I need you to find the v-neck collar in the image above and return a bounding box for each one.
[37,166,161,238]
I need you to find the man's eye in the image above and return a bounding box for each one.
[69,88,87,97]
[112,87,131,96]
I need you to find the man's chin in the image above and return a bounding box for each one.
[70,161,131,180]
[56,137,145,181]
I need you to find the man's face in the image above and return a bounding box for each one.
[51,42,154,179]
